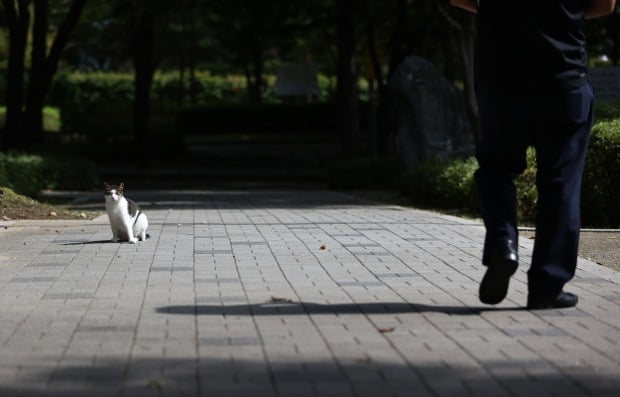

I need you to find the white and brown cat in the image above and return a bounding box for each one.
[104,182,149,243]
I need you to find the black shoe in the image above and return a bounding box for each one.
[527,291,578,310]
[479,240,519,305]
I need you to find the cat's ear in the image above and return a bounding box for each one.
[119,183,124,192]
[103,182,111,189]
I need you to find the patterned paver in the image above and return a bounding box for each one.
[1,190,619,397]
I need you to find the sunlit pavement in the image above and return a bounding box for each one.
[1,189,619,397]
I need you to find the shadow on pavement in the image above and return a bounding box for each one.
[1,356,616,397]
[156,301,525,316]
[51,189,406,212]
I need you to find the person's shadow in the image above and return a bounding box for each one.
[156,301,524,316]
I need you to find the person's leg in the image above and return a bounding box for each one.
[475,86,530,304]
[528,83,594,306]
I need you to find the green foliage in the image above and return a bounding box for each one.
[400,116,620,228]
[402,157,478,214]
[514,149,538,223]
[401,150,537,224]
[0,152,100,197]
[0,153,47,197]
[0,156,9,187]
[327,157,404,189]
[594,101,620,122]
[582,118,620,227]
[0,107,62,132]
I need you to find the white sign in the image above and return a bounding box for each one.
[275,64,319,97]
[590,67,620,102]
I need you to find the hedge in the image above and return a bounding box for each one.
[582,118,620,227]
[401,114,620,228]
[0,152,100,197]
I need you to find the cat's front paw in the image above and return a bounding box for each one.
[128,238,138,244]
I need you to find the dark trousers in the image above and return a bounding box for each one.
[474,82,594,299]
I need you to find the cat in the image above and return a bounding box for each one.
[104,182,149,243]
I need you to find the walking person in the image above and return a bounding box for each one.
[450,0,617,309]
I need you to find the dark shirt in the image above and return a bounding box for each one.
[475,0,589,91]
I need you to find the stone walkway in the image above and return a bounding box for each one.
[1,190,619,397]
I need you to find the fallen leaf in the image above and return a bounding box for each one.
[269,296,293,303]
[2,216,11,221]
[147,379,164,391]
[528,236,535,240]
[377,327,395,334]
[55,230,63,234]
[319,245,326,250]
[356,356,372,364]
[49,211,57,217]
[80,213,87,219]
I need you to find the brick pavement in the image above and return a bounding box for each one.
[0,189,619,397]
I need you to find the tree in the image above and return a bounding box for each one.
[1,0,88,150]
[336,0,360,158]
[129,2,155,168]
[1,0,30,150]
[438,1,479,143]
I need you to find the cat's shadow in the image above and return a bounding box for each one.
[61,240,131,245]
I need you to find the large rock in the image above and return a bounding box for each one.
[389,56,474,168]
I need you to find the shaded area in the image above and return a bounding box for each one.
[47,189,414,212]
[0,357,617,397]
[156,301,524,316]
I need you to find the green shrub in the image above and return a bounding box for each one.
[0,152,100,197]
[0,153,47,197]
[401,150,538,222]
[0,155,9,186]
[514,148,538,223]
[402,157,478,214]
[582,118,620,227]
[593,101,620,122]
[401,116,620,228]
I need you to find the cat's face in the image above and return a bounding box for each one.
[104,182,124,203]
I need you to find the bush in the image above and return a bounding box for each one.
[327,157,404,189]
[582,118,620,227]
[593,100,620,122]
[0,152,100,197]
[401,116,620,228]
[402,157,479,214]
[0,153,47,197]
[401,149,538,223]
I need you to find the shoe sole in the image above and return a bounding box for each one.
[527,293,578,310]
[479,259,519,305]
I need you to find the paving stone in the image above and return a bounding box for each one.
[0,189,619,396]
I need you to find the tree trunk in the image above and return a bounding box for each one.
[22,0,88,147]
[2,0,30,150]
[24,0,48,146]
[438,4,480,144]
[387,0,408,81]
[362,0,385,95]
[188,16,198,105]
[130,9,155,168]
[609,11,619,66]
[336,0,360,158]
[247,39,263,104]
[457,14,479,143]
